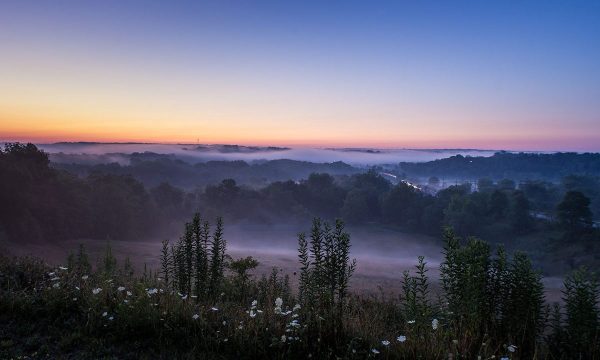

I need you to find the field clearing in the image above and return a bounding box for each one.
[1,223,564,301]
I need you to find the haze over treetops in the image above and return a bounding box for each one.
[1,1,599,151]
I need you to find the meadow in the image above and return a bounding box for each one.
[1,215,598,359]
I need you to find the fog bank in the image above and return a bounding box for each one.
[35,142,498,166]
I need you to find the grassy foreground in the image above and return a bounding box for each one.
[1,216,599,359]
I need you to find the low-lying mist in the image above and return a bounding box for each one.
[36,142,497,166]
[3,221,442,295]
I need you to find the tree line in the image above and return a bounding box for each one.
[1,143,598,252]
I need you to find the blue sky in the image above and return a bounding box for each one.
[1,0,599,150]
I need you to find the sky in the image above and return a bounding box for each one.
[1,0,599,151]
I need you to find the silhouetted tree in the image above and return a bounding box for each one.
[557,191,593,233]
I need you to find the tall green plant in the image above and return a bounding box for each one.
[208,217,226,298]
[297,218,356,337]
[563,266,599,358]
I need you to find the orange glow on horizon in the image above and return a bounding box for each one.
[2,114,598,152]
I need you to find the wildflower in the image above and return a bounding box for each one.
[117,286,125,292]
[452,339,459,345]
[50,277,60,281]
[108,316,114,321]
[407,320,415,324]
[105,279,113,283]
[238,325,243,330]
[251,300,258,307]
[48,272,55,276]
[124,299,129,304]
[432,318,439,330]
[224,338,228,342]
[126,291,132,296]
[102,312,108,317]
[293,304,301,311]
[222,321,227,325]
[59,266,68,271]
[508,345,517,353]
[210,307,219,311]
[52,283,60,289]
[146,288,158,295]
[81,275,89,280]
[249,310,257,318]
[181,294,188,300]
[256,310,263,313]
[371,349,380,354]
[92,288,102,295]
[192,314,199,320]
[274,297,283,313]
[75,286,80,290]
[397,335,406,343]
[281,335,287,342]
[381,340,390,346]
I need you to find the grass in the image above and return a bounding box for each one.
[0,219,599,359]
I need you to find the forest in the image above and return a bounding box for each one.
[1,143,599,274]
[396,151,600,181]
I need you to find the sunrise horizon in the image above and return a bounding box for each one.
[2,1,599,153]
[2,133,599,152]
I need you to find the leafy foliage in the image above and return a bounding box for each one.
[0,220,599,358]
